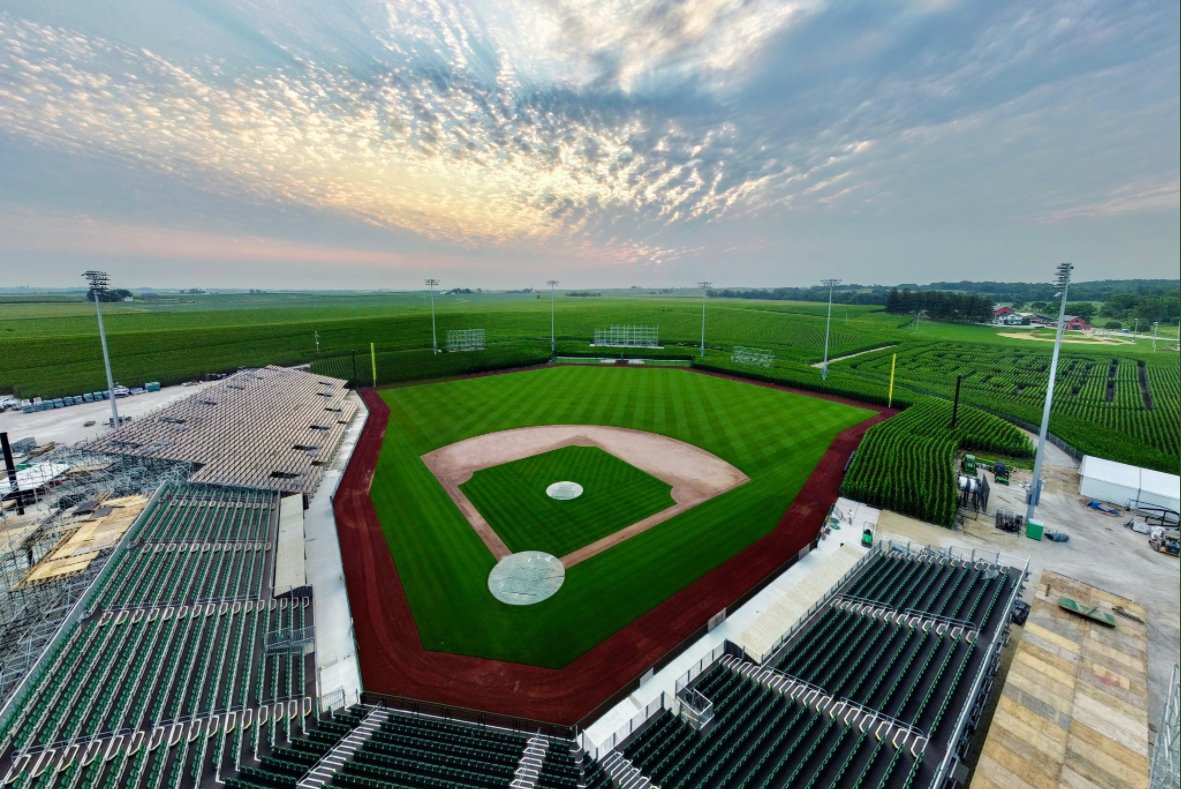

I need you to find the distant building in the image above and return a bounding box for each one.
[996,312,1029,326]
[1028,313,1054,326]
[993,306,1015,318]
[1063,316,1091,331]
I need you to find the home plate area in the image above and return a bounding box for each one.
[487,551,566,605]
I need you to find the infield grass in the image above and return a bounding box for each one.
[372,366,873,667]
[460,445,675,558]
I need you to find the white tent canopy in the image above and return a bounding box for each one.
[1078,455,1180,512]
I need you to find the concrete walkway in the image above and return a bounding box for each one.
[305,391,368,710]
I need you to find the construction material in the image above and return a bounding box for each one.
[1057,595,1117,627]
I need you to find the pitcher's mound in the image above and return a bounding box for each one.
[545,481,583,500]
[488,551,565,605]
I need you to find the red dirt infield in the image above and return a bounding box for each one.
[333,377,894,726]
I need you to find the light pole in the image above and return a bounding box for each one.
[83,270,120,429]
[425,278,439,354]
[698,281,711,358]
[1026,262,1073,526]
[1152,321,1160,351]
[821,278,841,380]
[547,280,558,354]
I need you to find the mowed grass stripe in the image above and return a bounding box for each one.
[460,446,674,558]
[375,367,873,667]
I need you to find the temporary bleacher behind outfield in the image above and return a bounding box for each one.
[84,367,356,495]
[0,482,318,788]
[607,542,1025,789]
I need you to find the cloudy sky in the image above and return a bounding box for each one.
[0,0,1177,290]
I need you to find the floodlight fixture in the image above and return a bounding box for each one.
[1026,262,1073,525]
[82,270,121,429]
[425,278,440,354]
[698,281,711,358]
[547,280,559,353]
[820,278,842,380]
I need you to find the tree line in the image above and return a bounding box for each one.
[883,289,993,323]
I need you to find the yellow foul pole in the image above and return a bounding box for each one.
[370,342,377,388]
[887,353,897,408]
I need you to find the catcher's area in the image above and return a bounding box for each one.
[422,425,749,570]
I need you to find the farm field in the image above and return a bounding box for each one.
[840,342,1179,472]
[2,290,1177,472]
[841,398,1034,525]
[461,446,675,559]
[370,366,874,667]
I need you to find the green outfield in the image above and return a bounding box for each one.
[371,367,873,667]
[460,445,675,558]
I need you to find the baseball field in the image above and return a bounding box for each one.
[367,366,874,668]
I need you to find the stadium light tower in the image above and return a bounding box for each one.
[1026,262,1073,526]
[83,270,120,429]
[820,278,841,380]
[547,280,559,353]
[425,278,439,354]
[1153,321,1160,351]
[698,281,711,358]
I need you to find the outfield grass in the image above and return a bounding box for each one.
[372,367,872,667]
[460,446,675,558]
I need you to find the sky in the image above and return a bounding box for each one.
[0,0,1177,291]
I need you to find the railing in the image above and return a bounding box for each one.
[675,686,714,731]
[928,552,1029,787]
[362,691,574,740]
[673,643,726,697]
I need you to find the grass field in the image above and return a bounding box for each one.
[460,445,675,558]
[2,289,1176,471]
[371,366,873,667]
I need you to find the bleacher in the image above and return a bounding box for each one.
[608,544,1022,789]
[0,482,317,788]
[84,367,356,495]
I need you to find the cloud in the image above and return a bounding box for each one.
[1036,179,1180,223]
[0,0,1176,280]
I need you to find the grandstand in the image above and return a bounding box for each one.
[0,482,316,787]
[597,542,1024,788]
[84,367,355,495]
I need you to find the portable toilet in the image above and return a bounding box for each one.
[1026,520,1044,541]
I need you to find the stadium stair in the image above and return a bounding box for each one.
[598,750,657,788]
[508,733,549,788]
[296,706,391,788]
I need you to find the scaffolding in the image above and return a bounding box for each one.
[592,325,660,348]
[0,446,191,709]
[1151,664,1179,789]
[732,347,774,368]
[446,329,486,352]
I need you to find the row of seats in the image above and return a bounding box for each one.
[843,552,1013,629]
[4,598,310,753]
[621,664,921,788]
[772,608,973,730]
[95,484,277,608]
